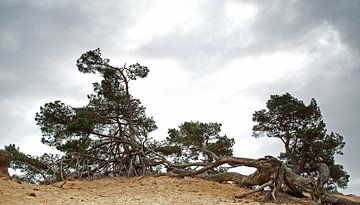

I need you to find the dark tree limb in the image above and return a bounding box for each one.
[158,149,359,205]
[199,172,246,184]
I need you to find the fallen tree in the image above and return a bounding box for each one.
[153,149,359,205]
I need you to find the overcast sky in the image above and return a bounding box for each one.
[0,0,359,194]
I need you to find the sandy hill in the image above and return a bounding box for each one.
[0,176,358,205]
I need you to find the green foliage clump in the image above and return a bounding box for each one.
[157,121,234,174]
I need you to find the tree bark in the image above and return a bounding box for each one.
[0,149,10,178]
[199,172,246,184]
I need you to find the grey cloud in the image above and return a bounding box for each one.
[1,0,359,194]
[135,0,359,194]
[135,1,241,70]
[136,1,360,190]
[136,1,360,69]
[0,0,138,98]
[0,0,138,145]
[249,0,360,56]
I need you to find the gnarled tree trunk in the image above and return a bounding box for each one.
[156,150,359,205]
[0,149,10,178]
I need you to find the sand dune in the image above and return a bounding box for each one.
[0,176,358,205]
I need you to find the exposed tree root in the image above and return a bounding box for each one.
[158,151,359,205]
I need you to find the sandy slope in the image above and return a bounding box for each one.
[0,176,357,205]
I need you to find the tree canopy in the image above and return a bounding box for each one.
[32,48,158,179]
[252,93,349,190]
[156,121,235,174]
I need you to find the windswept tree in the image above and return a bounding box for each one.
[252,93,349,190]
[29,48,157,180]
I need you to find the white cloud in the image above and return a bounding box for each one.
[207,52,308,94]
[224,1,258,31]
[131,52,307,159]
[131,59,199,138]
[124,0,202,49]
